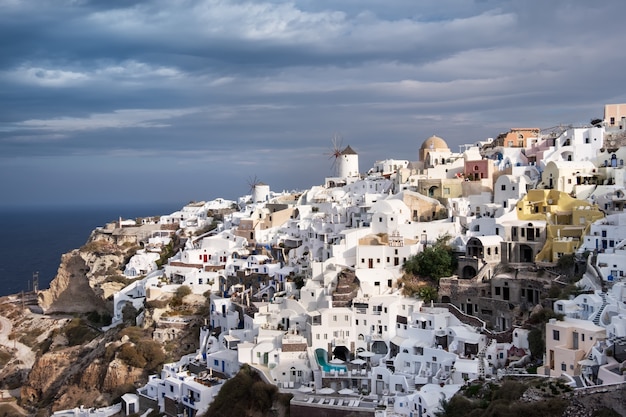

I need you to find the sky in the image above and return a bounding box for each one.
[2,0,626,209]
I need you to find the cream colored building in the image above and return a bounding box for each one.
[604,103,626,128]
[539,317,605,378]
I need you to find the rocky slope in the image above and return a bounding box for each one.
[20,330,145,414]
[37,239,131,314]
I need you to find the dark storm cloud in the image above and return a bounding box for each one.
[1,0,626,206]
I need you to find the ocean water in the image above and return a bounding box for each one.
[0,203,181,297]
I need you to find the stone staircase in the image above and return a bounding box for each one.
[332,270,359,307]
[592,292,608,326]
[477,339,495,379]
[406,377,416,392]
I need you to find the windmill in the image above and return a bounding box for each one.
[247,175,261,193]
[325,133,344,176]
[247,175,268,203]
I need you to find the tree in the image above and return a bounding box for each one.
[403,236,456,281]
[122,303,138,323]
[417,286,438,303]
[528,327,544,360]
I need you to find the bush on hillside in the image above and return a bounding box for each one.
[403,235,456,281]
[64,318,99,346]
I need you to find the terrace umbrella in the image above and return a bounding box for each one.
[329,358,345,364]
[318,387,335,395]
[338,388,355,395]
[350,358,366,365]
[578,359,595,367]
[358,350,375,367]
[298,385,313,393]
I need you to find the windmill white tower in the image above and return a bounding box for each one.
[326,134,359,179]
[248,176,270,203]
[339,145,359,178]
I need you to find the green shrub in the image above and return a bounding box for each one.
[119,326,148,343]
[146,299,169,309]
[64,318,99,346]
[19,327,44,347]
[136,340,166,372]
[175,285,192,298]
[118,343,147,368]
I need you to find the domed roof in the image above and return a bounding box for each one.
[420,135,449,151]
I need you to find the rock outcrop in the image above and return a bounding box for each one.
[20,330,144,413]
[37,238,132,314]
[37,250,107,314]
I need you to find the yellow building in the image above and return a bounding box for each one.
[515,190,604,262]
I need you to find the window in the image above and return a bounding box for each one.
[495,287,501,296]
[553,330,560,341]
[345,315,349,321]
[561,363,566,371]
[316,334,320,340]
[333,315,337,321]
[501,184,506,191]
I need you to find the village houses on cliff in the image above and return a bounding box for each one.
[94,103,626,417]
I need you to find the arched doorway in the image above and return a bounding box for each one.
[333,345,351,361]
[462,265,477,279]
[520,244,533,263]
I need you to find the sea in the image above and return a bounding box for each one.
[0,203,182,297]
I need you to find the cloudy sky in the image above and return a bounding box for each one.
[2,0,625,208]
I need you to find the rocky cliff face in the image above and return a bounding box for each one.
[20,330,145,413]
[37,239,131,314]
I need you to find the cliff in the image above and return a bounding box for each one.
[37,239,132,314]
[20,328,145,413]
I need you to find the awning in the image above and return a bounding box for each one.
[391,336,406,347]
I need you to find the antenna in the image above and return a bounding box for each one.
[324,133,343,175]
[32,271,39,293]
